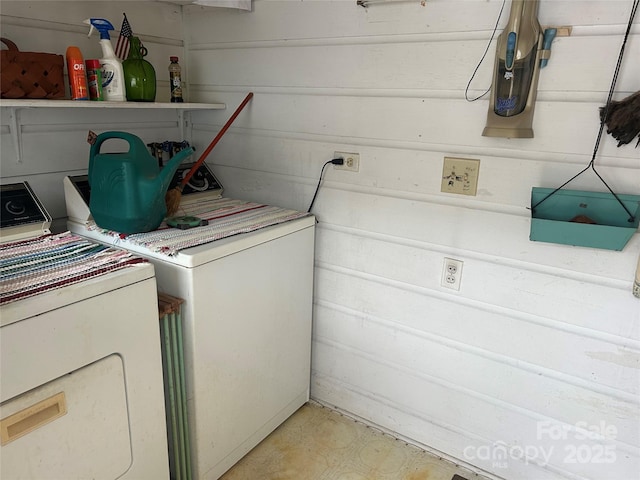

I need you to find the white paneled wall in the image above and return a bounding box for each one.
[1,1,639,480]
[183,1,640,479]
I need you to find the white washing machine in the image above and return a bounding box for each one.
[64,167,316,480]
[0,183,170,480]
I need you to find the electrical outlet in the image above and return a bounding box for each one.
[441,157,480,196]
[441,257,463,291]
[334,151,360,172]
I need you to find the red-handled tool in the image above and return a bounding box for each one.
[165,92,254,216]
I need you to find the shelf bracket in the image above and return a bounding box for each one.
[178,110,193,144]
[9,107,23,163]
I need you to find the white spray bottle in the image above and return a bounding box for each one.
[85,18,125,102]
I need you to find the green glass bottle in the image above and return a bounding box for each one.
[123,36,156,102]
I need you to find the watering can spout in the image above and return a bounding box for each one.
[87,131,194,234]
[157,147,195,195]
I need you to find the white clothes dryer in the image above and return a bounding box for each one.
[0,235,169,479]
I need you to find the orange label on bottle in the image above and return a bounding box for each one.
[66,48,89,100]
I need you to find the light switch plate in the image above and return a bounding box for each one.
[441,157,480,196]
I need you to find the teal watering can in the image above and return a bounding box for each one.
[88,131,194,233]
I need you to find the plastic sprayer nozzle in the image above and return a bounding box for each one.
[87,18,115,40]
[540,28,557,68]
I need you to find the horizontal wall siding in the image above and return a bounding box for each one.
[184,1,640,479]
[1,2,638,479]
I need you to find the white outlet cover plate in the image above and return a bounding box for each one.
[441,257,463,291]
[334,151,360,172]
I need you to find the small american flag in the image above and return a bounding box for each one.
[115,13,132,60]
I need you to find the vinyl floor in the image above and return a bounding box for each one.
[220,401,489,480]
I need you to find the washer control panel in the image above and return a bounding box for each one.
[169,162,223,196]
[1,182,52,241]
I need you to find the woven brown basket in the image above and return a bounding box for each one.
[1,38,65,99]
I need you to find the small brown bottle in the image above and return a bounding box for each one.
[169,56,183,103]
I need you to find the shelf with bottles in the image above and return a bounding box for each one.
[0,99,225,110]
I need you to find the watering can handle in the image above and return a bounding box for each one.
[88,131,146,181]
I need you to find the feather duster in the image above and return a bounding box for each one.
[600,90,640,147]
